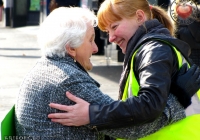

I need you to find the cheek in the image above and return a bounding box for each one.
[116,26,132,39]
[127,28,137,40]
[115,29,123,37]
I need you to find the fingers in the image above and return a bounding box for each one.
[178,63,188,75]
[195,68,200,86]
[189,64,198,75]
[49,103,73,112]
[193,65,200,81]
[66,92,83,103]
[66,92,90,105]
[48,91,90,126]
[48,113,68,119]
[50,119,75,126]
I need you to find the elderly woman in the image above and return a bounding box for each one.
[15,7,200,140]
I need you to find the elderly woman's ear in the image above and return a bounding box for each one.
[66,45,76,57]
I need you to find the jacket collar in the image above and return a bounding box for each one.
[124,19,171,67]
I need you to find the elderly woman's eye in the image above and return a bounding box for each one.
[90,37,94,42]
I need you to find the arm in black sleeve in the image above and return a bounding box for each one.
[89,42,174,130]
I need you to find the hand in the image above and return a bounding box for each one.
[176,64,200,97]
[48,92,90,126]
[171,63,200,108]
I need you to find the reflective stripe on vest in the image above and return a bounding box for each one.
[120,39,200,140]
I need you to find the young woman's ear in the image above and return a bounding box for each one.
[66,45,76,57]
[135,9,146,25]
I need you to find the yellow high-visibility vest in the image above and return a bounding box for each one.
[119,39,200,140]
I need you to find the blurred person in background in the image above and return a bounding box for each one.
[157,0,170,11]
[49,0,79,12]
[92,0,106,55]
[0,0,3,7]
[175,0,200,66]
[0,0,3,21]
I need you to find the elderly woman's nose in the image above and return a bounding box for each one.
[93,43,98,54]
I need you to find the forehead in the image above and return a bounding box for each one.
[97,2,122,31]
[84,25,95,39]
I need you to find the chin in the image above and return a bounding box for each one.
[86,64,93,71]
[89,65,93,71]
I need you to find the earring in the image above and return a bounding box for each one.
[74,59,76,62]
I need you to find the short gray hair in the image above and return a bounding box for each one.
[37,7,97,57]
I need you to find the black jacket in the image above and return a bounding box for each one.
[89,19,191,130]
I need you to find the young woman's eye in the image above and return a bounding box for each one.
[111,25,117,29]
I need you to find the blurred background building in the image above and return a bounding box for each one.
[0,0,80,28]
[0,0,160,61]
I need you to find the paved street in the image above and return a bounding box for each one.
[0,26,123,121]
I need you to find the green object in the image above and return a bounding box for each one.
[1,105,16,140]
[140,114,200,140]
[29,0,40,11]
